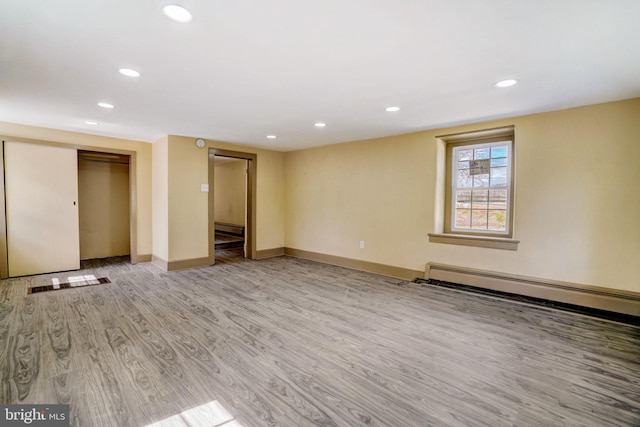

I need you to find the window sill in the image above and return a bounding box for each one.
[428,233,519,251]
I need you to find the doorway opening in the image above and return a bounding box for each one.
[208,148,256,265]
[213,156,246,263]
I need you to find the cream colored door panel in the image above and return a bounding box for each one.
[5,141,80,277]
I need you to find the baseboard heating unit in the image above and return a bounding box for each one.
[423,263,640,325]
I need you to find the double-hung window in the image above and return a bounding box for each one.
[430,126,517,249]
[450,140,512,235]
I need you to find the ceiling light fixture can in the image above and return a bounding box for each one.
[163,5,193,23]
[119,68,141,77]
[385,106,400,112]
[267,135,277,139]
[495,79,518,88]
[314,122,326,128]
[97,102,114,109]
[84,121,99,125]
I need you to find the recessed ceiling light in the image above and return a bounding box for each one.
[84,121,99,125]
[97,102,114,109]
[314,122,326,128]
[162,5,192,23]
[267,135,277,139]
[119,68,140,77]
[495,79,518,88]
[385,106,400,112]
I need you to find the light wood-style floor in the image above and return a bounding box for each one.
[1,255,639,426]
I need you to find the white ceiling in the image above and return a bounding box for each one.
[1,0,639,151]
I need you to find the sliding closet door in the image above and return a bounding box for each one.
[5,141,80,277]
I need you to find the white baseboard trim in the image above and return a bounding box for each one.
[425,263,640,317]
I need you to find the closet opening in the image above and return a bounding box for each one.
[0,139,139,279]
[78,151,131,265]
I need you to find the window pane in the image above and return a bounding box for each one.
[456,190,471,209]
[490,157,507,167]
[490,167,507,187]
[473,174,489,187]
[491,146,508,158]
[472,190,488,209]
[488,210,507,231]
[455,209,471,228]
[471,210,488,229]
[489,189,507,209]
[457,169,472,187]
[458,149,473,161]
[474,148,490,160]
[449,137,512,236]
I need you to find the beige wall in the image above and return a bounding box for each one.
[167,135,210,261]
[284,98,640,292]
[78,159,130,259]
[0,121,152,259]
[256,148,286,251]
[5,98,638,293]
[214,159,246,226]
[161,135,285,263]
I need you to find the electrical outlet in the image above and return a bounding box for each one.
[359,240,365,249]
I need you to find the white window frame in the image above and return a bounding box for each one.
[450,140,512,236]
